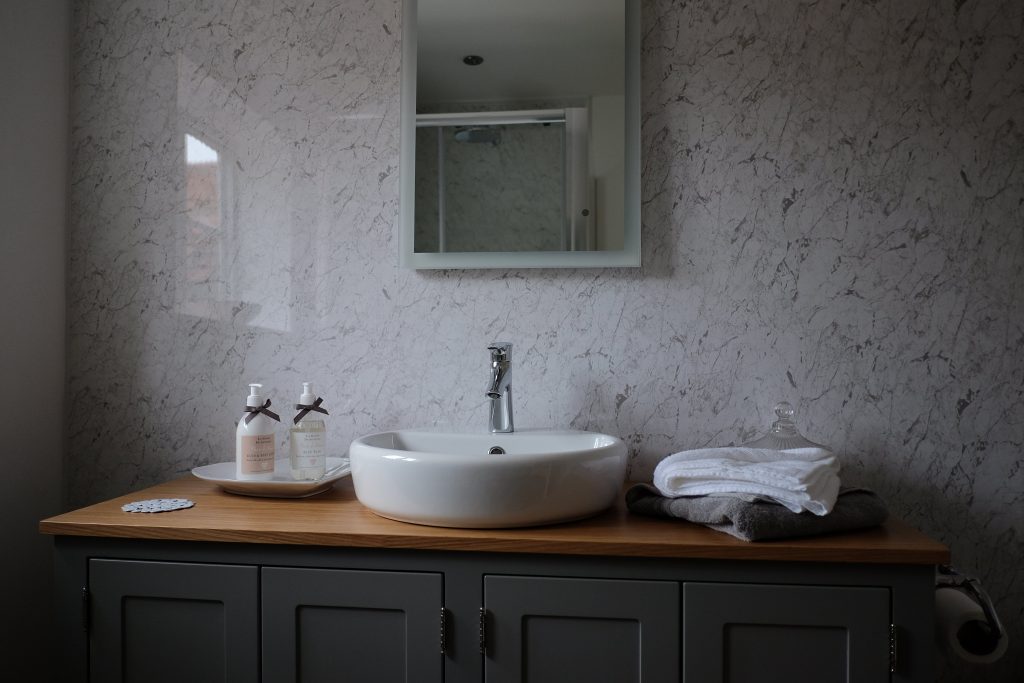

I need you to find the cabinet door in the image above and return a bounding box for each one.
[262,567,443,683]
[484,575,679,683]
[89,559,258,683]
[683,582,890,683]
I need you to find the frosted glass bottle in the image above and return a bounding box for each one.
[236,383,276,481]
[290,382,327,480]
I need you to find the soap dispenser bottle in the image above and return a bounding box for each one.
[236,383,279,481]
[290,382,328,480]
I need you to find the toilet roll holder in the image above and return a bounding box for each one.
[936,565,1004,647]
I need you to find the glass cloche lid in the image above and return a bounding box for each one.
[743,401,827,450]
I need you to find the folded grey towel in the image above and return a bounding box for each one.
[625,484,888,542]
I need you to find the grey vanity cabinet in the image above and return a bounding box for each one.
[85,559,444,683]
[483,575,679,682]
[261,567,444,683]
[56,537,938,683]
[88,559,259,683]
[46,477,945,682]
[683,582,892,683]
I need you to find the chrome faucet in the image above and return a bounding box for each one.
[486,342,514,433]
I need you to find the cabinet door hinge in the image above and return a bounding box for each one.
[889,624,898,673]
[440,607,449,656]
[479,607,488,655]
[81,587,90,632]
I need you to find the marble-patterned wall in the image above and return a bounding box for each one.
[68,1,1021,679]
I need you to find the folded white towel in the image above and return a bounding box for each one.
[653,447,841,516]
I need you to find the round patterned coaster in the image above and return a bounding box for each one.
[122,498,195,513]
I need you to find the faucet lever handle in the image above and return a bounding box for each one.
[488,342,512,361]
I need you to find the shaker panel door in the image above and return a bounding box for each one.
[683,582,890,683]
[484,575,679,683]
[89,559,258,683]
[262,567,443,683]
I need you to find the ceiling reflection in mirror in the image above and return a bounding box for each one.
[401,0,640,268]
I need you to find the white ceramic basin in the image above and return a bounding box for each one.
[348,429,628,528]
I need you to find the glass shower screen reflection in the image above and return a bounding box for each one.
[413,109,593,253]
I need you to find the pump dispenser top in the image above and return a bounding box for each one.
[299,382,315,405]
[246,384,264,408]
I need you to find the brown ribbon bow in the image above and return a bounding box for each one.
[244,399,281,424]
[293,397,329,424]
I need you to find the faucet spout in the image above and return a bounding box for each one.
[487,360,510,399]
[486,343,514,433]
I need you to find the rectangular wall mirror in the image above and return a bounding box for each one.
[399,0,641,269]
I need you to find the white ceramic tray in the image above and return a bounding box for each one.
[191,457,350,498]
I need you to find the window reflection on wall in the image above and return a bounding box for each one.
[186,134,220,227]
[175,53,293,332]
[180,133,229,320]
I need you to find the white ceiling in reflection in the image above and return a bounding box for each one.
[417,0,624,106]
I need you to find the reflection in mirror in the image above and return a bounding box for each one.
[400,0,640,269]
[416,109,602,253]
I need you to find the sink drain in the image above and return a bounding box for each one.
[487,446,506,455]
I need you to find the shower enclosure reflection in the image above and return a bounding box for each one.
[415,109,598,253]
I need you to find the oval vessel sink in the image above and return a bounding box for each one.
[349,429,628,528]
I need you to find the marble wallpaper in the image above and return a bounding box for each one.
[68,1,1021,679]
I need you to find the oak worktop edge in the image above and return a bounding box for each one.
[40,476,951,565]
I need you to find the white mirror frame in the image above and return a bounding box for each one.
[399,0,641,269]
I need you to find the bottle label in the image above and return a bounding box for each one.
[240,434,275,474]
[290,430,326,467]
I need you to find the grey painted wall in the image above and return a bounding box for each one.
[0,1,68,679]
[66,1,1021,679]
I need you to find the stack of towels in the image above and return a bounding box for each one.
[627,446,888,541]
[653,446,840,515]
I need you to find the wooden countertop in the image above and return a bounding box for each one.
[39,476,949,565]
